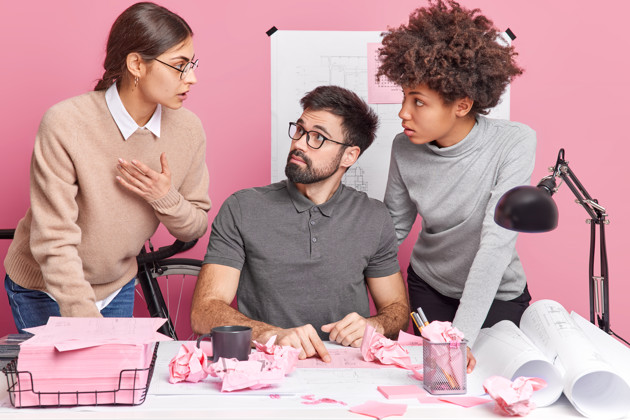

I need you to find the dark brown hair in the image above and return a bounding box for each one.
[300,86,379,156]
[94,2,192,91]
[377,0,523,116]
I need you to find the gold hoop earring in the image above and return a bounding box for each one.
[134,77,138,87]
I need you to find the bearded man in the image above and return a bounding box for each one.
[191,86,409,362]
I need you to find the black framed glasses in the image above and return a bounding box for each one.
[154,57,199,79]
[288,122,348,149]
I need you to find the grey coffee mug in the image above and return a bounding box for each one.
[196,325,252,362]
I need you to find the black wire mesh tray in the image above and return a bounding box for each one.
[2,342,159,408]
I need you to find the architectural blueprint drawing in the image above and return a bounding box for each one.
[271,31,510,200]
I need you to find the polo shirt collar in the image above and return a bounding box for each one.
[285,179,345,217]
[105,82,161,140]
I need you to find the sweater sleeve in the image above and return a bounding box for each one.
[452,129,537,345]
[148,122,211,242]
[384,136,418,245]
[29,108,101,317]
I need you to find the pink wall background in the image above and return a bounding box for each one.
[1,1,629,342]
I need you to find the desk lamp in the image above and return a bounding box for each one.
[494,149,613,335]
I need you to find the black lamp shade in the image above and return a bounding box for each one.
[494,186,559,232]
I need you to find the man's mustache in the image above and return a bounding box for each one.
[288,150,311,166]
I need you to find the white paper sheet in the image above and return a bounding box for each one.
[470,320,562,406]
[473,300,630,419]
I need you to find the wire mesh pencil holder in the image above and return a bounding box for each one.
[2,342,159,408]
[422,338,467,395]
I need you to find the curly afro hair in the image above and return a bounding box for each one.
[377,0,523,116]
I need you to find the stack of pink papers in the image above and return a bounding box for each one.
[12,317,170,407]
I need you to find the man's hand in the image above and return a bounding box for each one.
[467,346,476,373]
[116,152,172,202]
[321,312,372,348]
[260,324,331,362]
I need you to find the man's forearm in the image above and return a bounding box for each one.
[369,300,410,339]
[191,299,281,341]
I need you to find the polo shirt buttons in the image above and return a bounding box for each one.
[312,237,317,243]
[310,220,316,225]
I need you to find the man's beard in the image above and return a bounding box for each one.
[285,149,343,184]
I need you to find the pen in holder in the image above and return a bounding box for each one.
[422,338,467,395]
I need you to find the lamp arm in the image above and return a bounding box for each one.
[555,158,606,222]
[552,149,610,333]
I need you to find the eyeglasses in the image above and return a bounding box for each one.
[154,57,199,79]
[288,122,348,149]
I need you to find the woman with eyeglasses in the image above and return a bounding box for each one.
[4,2,211,332]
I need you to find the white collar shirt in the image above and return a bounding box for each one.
[105,82,161,140]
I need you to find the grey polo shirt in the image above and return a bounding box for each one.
[203,180,401,340]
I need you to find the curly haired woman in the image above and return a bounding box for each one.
[378,0,536,369]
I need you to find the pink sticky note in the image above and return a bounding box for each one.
[418,394,444,404]
[350,400,407,419]
[377,385,424,399]
[437,396,492,408]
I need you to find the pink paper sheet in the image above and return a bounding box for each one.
[377,385,424,399]
[15,317,168,407]
[397,330,423,346]
[366,43,403,104]
[437,396,493,408]
[418,394,445,404]
[350,400,407,419]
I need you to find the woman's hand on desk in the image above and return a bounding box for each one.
[467,346,476,373]
[259,325,332,363]
[116,152,172,202]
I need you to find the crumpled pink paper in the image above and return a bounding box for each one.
[483,376,547,416]
[204,335,301,392]
[361,324,423,381]
[420,321,464,343]
[361,324,413,369]
[251,335,300,374]
[206,358,286,392]
[168,342,209,384]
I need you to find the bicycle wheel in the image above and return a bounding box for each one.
[134,258,202,341]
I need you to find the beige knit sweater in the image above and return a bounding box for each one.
[4,90,211,317]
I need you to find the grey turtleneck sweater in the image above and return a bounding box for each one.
[384,115,536,345]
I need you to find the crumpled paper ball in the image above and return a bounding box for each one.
[251,335,301,374]
[168,342,209,384]
[420,321,464,343]
[361,324,413,369]
[483,376,547,416]
[206,357,286,392]
[203,335,301,392]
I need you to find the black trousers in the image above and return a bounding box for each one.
[407,265,531,335]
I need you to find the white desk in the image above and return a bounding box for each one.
[0,341,614,420]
